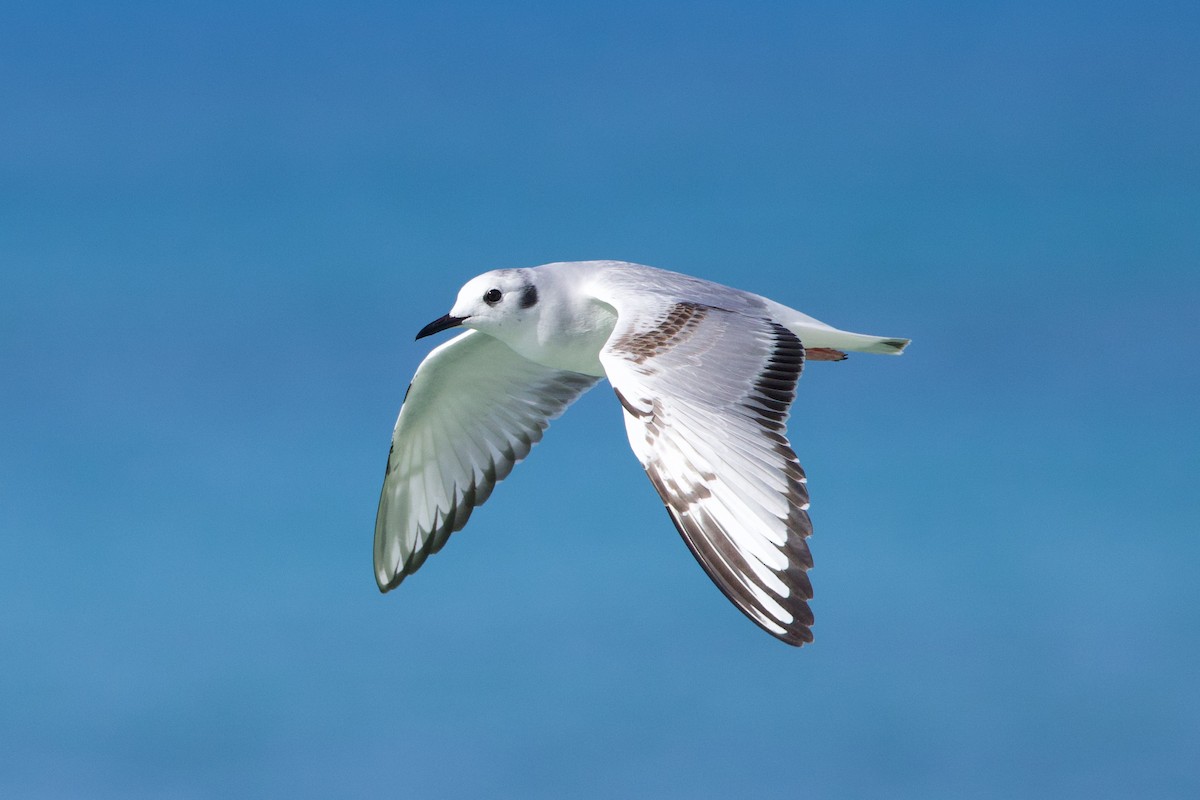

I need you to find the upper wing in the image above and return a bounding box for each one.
[597,299,816,646]
[374,330,600,591]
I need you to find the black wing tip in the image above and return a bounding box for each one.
[741,603,814,648]
[775,624,815,647]
[661,503,816,649]
[757,591,815,646]
[376,570,405,593]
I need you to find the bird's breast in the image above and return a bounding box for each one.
[509,300,616,377]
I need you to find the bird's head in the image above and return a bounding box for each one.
[416,269,542,341]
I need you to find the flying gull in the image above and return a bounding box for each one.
[374,260,909,646]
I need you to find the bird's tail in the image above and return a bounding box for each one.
[787,322,910,356]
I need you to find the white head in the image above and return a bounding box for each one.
[416,269,542,342]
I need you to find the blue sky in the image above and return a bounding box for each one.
[3,1,1198,797]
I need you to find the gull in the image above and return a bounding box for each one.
[374,260,909,646]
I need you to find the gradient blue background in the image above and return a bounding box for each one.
[3,2,1198,797]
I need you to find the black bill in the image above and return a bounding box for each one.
[415,314,467,340]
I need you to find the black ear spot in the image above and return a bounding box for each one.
[519,285,538,309]
[483,289,502,304]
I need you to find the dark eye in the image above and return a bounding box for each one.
[483,289,502,304]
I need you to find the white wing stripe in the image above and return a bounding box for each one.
[671,406,795,518]
[598,298,815,646]
[666,415,796,526]
[684,504,791,625]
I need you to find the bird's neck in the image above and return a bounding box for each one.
[508,289,616,377]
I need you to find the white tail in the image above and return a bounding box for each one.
[788,322,910,356]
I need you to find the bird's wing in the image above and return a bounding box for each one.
[374,330,600,590]
[596,297,815,645]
